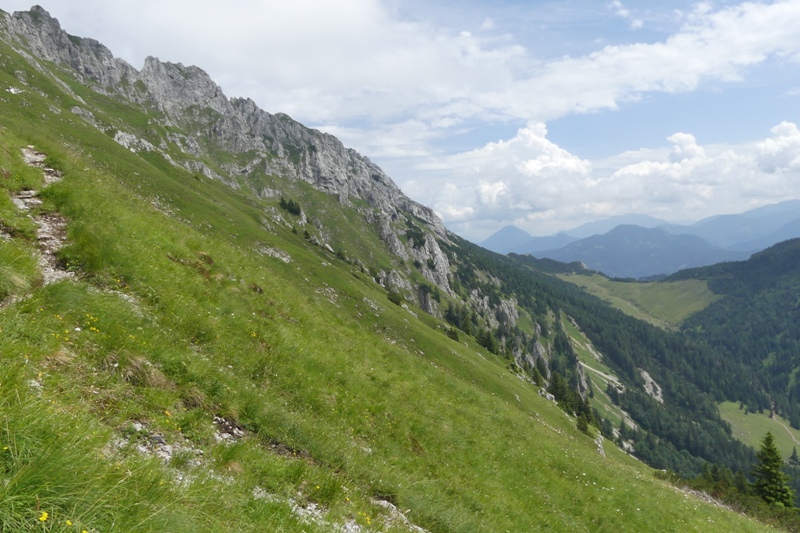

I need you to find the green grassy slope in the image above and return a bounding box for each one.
[559,273,720,328]
[562,316,626,425]
[0,35,773,532]
[719,402,800,459]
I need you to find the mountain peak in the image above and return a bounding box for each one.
[565,213,670,239]
[539,224,749,278]
[15,5,55,26]
[480,225,532,253]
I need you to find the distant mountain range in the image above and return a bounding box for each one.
[481,200,800,278]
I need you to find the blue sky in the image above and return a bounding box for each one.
[4,0,800,241]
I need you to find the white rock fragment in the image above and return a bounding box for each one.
[114,130,155,153]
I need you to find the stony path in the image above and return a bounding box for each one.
[17,145,73,285]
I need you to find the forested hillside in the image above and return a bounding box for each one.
[671,239,800,425]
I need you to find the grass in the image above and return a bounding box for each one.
[560,273,721,328]
[719,401,800,459]
[0,35,777,531]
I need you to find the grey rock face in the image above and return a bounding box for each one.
[2,6,138,92]
[140,57,232,119]
[408,234,452,293]
[513,340,548,379]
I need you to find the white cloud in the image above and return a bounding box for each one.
[412,122,800,240]
[16,1,800,128]
[610,0,643,29]
[668,132,705,162]
[319,120,445,159]
[757,121,800,172]
[491,1,800,122]
[406,122,592,233]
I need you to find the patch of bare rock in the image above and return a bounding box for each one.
[640,368,664,404]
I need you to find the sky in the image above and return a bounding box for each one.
[4,0,800,241]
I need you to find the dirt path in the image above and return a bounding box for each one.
[580,361,622,387]
[16,146,73,285]
[773,417,800,446]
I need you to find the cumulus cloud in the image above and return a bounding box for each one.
[404,122,592,235]
[757,122,800,172]
[668,132,706,162]
[410,122,800,240]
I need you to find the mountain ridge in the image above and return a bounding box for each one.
[539,224,751,279]
[483,200,800,278]
[0,5,447,228]
[0,5,457,298]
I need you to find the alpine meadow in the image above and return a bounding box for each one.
[1,5,800,532]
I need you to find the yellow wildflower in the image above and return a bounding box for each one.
[38,511,48,522]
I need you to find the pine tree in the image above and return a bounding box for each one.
[734,470,749,494]
[752,431,795,507]
[576,413,590,435]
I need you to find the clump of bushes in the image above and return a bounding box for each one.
[279,196,301,216]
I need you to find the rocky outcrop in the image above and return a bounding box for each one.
[639,369,664,404]
[408,233,452,291]
[1,6,138,92]
[0,6,455,301]
[576,363,590,401]
[513,340,548,378]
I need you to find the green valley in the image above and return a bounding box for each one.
[558,273,720,329]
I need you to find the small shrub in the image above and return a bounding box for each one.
[387,291,403,306]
